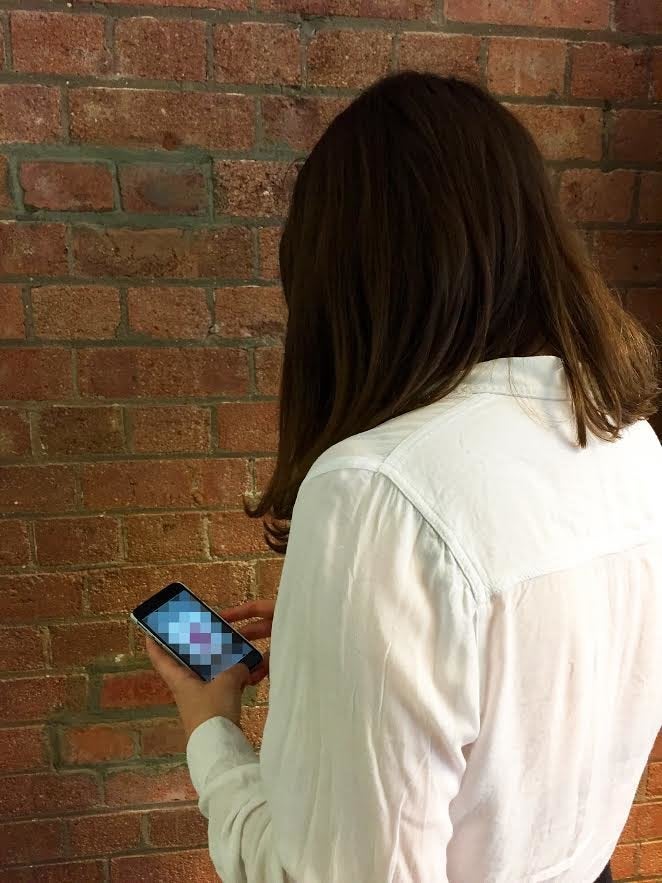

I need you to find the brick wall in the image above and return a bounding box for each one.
[0,0,660,879]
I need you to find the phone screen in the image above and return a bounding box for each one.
[138,584,257,682]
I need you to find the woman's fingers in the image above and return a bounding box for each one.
[145,636,197,692]
[237,620,273,641]
[248,650,270,685]
[221,599,276,623]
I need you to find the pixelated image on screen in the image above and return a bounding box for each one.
[144,588,253,681]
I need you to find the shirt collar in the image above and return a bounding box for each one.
[459,356,569,401]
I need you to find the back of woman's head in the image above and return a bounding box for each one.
[254,72,658,550]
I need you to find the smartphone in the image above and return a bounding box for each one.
[131,582,262,682]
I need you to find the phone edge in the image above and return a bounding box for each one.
[130,611,262,677]
[130,612,207,680]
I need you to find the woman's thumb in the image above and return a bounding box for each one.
[214,661,251,690]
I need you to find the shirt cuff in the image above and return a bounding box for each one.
[186,715,259,796]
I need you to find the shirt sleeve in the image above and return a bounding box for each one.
[186,465,480,883]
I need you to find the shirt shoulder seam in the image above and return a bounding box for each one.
[377,461,490,605]
[302,458,489,606]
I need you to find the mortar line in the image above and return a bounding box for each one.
[7,153,25,213]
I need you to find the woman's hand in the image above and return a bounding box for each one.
[146,637,253,740]
[146,599,275,741]
[220,598,276,670]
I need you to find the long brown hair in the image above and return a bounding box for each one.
[250,72,658,552]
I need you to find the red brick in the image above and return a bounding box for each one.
[101,670,172,710]
[487,38,565,97]
[0,349,72,402]
[191,225,254,278]
[510,104,602,162]
[446,0,609,28]
[648,762,662,797]
[635,765,649,803]
[61,723,135,764]
[34,516,120,566]
[262,96,348,151]
[593,232,662,284]
[82,0,247,7]
[208,510,266,556]
[0,285,24,339]
[215,286,286,338]
[615,0,662,32]
[241,705,268,751]
[0,725,49,772]
[127,287,210,339]
[70,88,253,150]
[90,561,252,615]
[119,164,207,216]
[257,557,283,599]
[652,50,662,102]
[0,222,66,275]
[0,85,60,144]
[559,170,635,223]
[0,861,105,883]
[111,850,216,883]
[214,161,292,219]
[399,33,481,82]
[640,840,662,876]
[81,458,248,510]
[639,844,662,880]
[0,674,87,722]
[147,806,206,847]
[0,819,63,866]
[50,620,130,667]
[571,43,648,100]
[0,626,45,672]
[139,718,186,757]
[258,0,432,16]
[0,520,30,566]
[0,409,30,457]
[11,12,108,76]
[258,227,282,280]
[68,811,142,856]
[20,162,113,212]
[0,465,77,514]
[652,730,662,761]
[78,347,248,400]
[255,347,283,396]
[0,572,82,622]
[612,111,662,163]
[125,512,207,563]
[624,803,662,840]
[0,770,99,816]
[307,29,391,88]
[116,17,206,81]
[254,457,275,495]
[105,764,194,806]
[37,406,124,457]
[32,285,120,339]
[611,841,638,878]
[639,173,662,224]
[214,23,300,86]
[71,225,252,279]
[0,155,11,208]
[130,405,211,454]
[218,401,279,452]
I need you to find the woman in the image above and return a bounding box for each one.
[148,73,662,882]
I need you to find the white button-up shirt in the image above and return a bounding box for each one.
[187,356,662,883]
